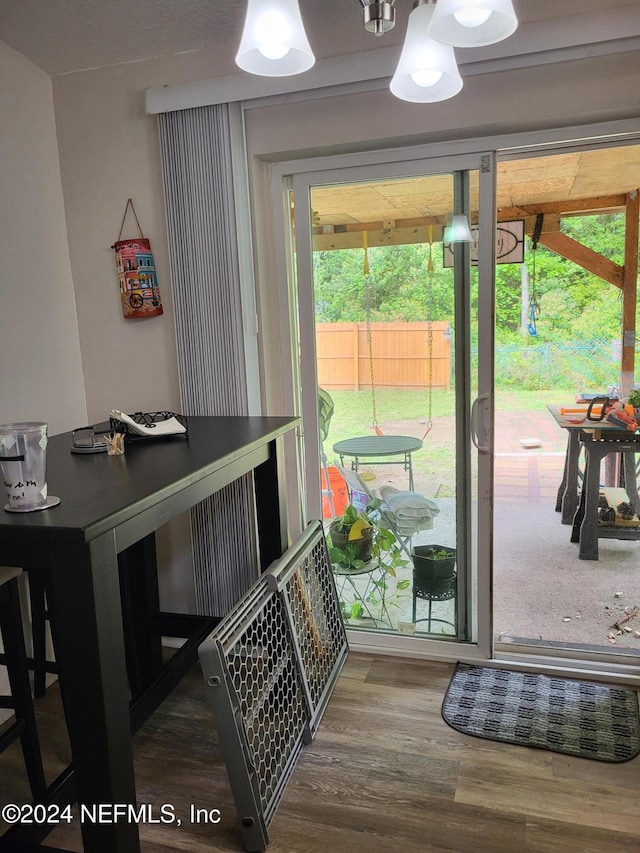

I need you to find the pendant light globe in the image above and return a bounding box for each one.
[429,0,518,47]
[236,0,315,76]
[390,1,462,103]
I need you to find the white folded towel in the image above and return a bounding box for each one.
[375,485,440,536]
[379,485,440,521]
[110,410,186,437]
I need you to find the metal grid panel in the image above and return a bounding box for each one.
[199,523,348,851]
[266,522,348,735]
[199,577,309,852]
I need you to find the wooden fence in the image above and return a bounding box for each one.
[316,321,451,391]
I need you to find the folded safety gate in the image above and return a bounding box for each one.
[198,521,349,852]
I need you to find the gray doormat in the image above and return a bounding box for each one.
[442,663,640,763]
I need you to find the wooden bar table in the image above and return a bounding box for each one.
[0,415,298,852]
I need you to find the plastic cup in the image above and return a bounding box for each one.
[0,422,48,510]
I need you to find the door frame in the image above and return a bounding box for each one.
[277,149,496,660]
[264,118,640,678]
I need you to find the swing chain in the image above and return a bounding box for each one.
[426,323,434,434]
[366,302,378,429]
[363,232,380,431]
[424,226,435,437]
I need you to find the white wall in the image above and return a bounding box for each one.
[52,62,184,424]
[0,41,86,436]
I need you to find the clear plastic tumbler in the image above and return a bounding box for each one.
[0,422,48,510]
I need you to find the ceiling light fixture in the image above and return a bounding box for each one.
[429,0,518,48]
[360,1,396,37]
[390,1,462,103]
[236,0,315,77]
[234,0,518,101]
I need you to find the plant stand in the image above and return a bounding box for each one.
[333,561,393,627]
[411,545,457,634]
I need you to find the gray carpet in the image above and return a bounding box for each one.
[442,663,640,762]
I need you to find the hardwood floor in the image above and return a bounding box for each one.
[1,653,639,852]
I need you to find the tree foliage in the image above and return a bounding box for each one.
[312,213,634,346]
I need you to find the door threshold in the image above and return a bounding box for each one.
[498,634,640,657]
[495,638,640,685]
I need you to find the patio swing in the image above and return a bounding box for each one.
[363,228,435,441]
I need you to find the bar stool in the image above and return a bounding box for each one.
[0,566,47,801]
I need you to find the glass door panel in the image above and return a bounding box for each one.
[290,152,494,655]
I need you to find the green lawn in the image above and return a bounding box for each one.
[323,387,571,495]
[325,387,570,440]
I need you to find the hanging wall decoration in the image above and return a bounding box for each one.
[112,199,163,319]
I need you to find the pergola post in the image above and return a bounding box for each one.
[621,189,639,395]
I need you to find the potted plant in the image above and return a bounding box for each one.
[328,502,410,623]
[411,544,456,596]
[328,503,374,564]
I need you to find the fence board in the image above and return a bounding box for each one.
[316,322,451,391]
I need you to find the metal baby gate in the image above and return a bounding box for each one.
[198,520,348,852]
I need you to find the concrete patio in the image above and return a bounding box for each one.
[330,416,640,655]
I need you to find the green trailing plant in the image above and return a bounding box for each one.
[328,501,410,623]
[423,547,453,560]
[627,389,640,409]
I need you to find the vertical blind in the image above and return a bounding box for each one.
[158,103,257,616]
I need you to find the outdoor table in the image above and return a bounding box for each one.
[333,434,423,491]
[548,404,626,524]
[547,405,640,559]
[0,414,298,852]
[548,404,591,525]
[570,429,640,559]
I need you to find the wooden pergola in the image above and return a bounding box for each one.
[309,145,640,385]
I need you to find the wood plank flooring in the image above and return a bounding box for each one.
[1,653,639,852]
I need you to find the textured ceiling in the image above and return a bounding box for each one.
[0,0,637,77]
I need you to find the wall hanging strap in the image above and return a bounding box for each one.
[116,198,144,242]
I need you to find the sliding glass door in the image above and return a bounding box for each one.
[281,150,496,657]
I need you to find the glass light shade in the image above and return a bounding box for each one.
[390,3,463,103]
[443,215,474,243]
[236,0,315,77]
[429,0,518,47]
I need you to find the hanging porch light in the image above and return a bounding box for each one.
[443,214,474,243]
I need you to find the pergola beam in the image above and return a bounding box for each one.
[498,194,626,219]
[537,232,624,288]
